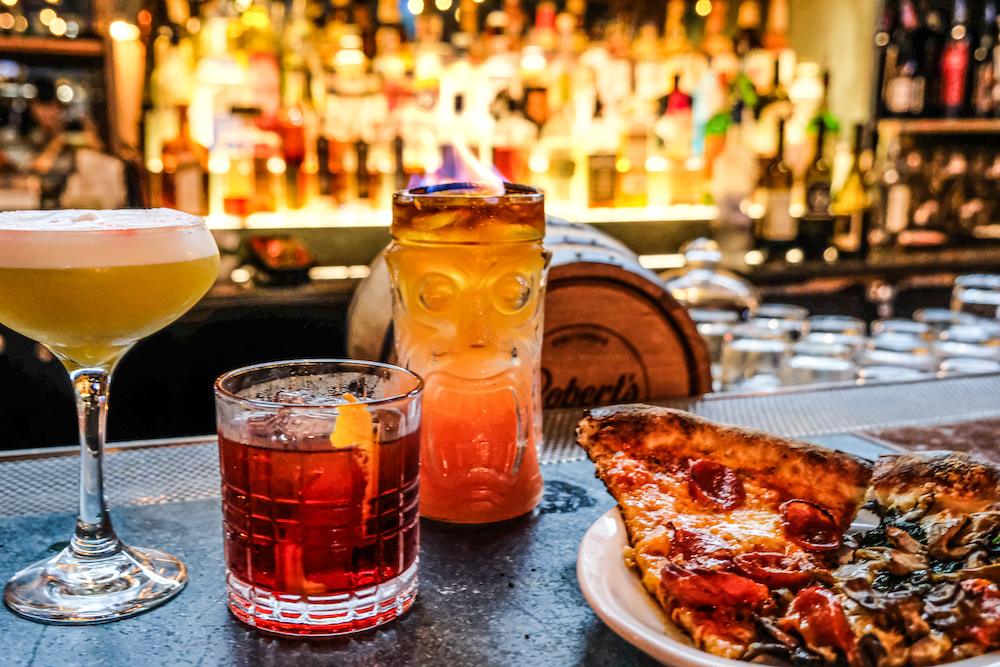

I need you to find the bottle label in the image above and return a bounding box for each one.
[885,184,911,233]
[762,189,797,241]
[941,42,970,107]
[805,181,832,216]
[588,155,617,206]
[175,164,204,215]
[910,76,926,113]
[886,76,913,113]
[974,62,995,115]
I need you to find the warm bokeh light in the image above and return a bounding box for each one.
[49,16,66,35]
[695,0,711,16]
[0,12,13,28]
[0,0,17,8]
[56,83,73,102]
[39,7,55,25]
[406,0,423,13]
[109,20,139,41]
[435,0,451,10]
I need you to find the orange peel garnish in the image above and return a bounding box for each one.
[329,394,378,527]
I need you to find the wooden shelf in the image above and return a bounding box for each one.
[0,36,104,58]
[879,118,1000,134]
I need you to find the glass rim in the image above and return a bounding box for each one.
[956,274,1000,289]
[214,358,424,410]
[393,182,543,203]
[0,209,209,235]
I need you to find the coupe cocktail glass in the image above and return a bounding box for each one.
[215,360,422,636]
[385,183,546,524]
[0,209,219,623]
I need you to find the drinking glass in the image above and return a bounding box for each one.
[749,303,809,341]
[386,183,546,524]
[939,358,1000,376]
[857,366,932,383]
[861,333,937,372]
[807,315,867,337]
[215,360,422,636]
[932,323,1000,361]
[720,323,790,392]
[1,209,219,623]
[913,307,980,333]
[779,340,857,387]
[871,318,934,340]
[951,274,1000,320]
[688,308,741,390]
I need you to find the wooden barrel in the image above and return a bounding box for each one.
[346,218,712,406]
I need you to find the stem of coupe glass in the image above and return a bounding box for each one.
[68,366,123,558]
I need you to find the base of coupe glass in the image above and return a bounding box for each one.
[3,544,188,624]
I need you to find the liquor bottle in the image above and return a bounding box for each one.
[617,113,649,208]
[586,99,619,208]
[972,0,998,117]
[756,119,797,260]
[161,105,208,216]
[830,124,870,259]
[941,0,971,118]
[917,0,947,117]
[875,0,898,119]
[763,0,789,51]
[710,109,758,253]
[754,59,791,119]
[883,0,923,117]
[734,0,763,58]
[799,119,835,261]
[881,137,914,241]
[941,150,972,238]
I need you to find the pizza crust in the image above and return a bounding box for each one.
[579,403,873,530]
[869,452,1000,515]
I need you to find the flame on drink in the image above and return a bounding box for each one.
[408,134,507,197]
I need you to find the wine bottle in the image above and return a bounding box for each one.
[884,0,923,117]
[917,0,947,117]
[757,119,797,261]
[941,0,971,118]
[799,119,835,261]
[831,124,870,259]
[973,0,998,117]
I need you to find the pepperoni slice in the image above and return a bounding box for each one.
[780,586,860,667]
[669,526,734,570]
[687,459,746,510]
[780,500,840,551]
[733,552,814,589]
[660,562,770,610]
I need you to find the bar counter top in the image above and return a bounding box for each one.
[4,374,1000,667]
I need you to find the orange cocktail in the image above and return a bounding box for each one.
[385,183,546,523]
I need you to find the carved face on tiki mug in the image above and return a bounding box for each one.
[387,241,545,378]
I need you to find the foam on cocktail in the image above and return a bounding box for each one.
[0,209,217,269]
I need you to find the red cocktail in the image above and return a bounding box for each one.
[215,360,423,636]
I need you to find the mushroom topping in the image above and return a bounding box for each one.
[966,549,991,569]
[841,579,912,613]
[901,492,935,522]
[908,630,952,667]
[857,634,887,667]
[886,526,923,555]
[925,581,961,607]
[888,550,928,575]
[956,512,1000,547]
[927,517,974,560]
[756,616,801,648]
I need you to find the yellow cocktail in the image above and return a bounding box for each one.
[0,258,218,367]
[0,209,219,624]
[386,185,547,524]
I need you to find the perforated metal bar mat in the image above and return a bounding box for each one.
[3,373,1000,518]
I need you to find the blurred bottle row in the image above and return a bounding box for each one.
[133,0,860,225]
[876,0,1000,120]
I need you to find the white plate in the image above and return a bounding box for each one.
[577,507,1000,667]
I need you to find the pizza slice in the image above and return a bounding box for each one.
[577,404,873,660]
[829,453,1000,667]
